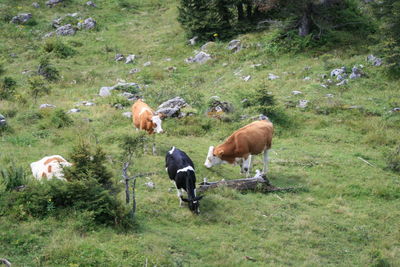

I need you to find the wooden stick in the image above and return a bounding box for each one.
[0,258,11,267]
[357,157,374,167]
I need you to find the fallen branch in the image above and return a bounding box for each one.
[197,174,299,193]
[0,258,11,267]
[357,157,374,167]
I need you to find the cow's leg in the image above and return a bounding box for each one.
[242,155,252,177]
[152,135,156,155]
[174,183,183,207]
[263,149,269,174]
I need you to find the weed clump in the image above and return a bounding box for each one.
[0,162,28,192]
[387,145,400,173]
[0,77,17,100]
[37,56,60,82]
[43,39,76,59]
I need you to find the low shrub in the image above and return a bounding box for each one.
[50,109,73,128]
[37,56,60,82]
[43,39,76,59]
[387,145,400,173]
[0,77,17,100]
[0,163,29,192]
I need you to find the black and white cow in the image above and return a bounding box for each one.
[165,147,203,214]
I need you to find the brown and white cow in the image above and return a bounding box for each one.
[132,99,163,134]
[204,120,273,176]
[30,155,72,180]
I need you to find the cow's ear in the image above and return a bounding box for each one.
[195,196,203,201]
[215,148,224,157]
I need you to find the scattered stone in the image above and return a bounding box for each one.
[165,58,172,61]
[367,55,382,66]
[303,76,311,81]
[297,100,309,108]
[32,2,40,8]
[336,79,348,86]
[207,97,233,118]
[11,13,32,24]
[79,101,95,106]
[222,63,228,67]
[326,94,334,98]
[227,39,242,53]
[292,91,302,95]
[390,107,400,113]
[145,181,155,189]
[143,61,151,67]
[156,97,187,118]
[46,0,63,7]
[44,31,55,38]
[40,104,56,109]
[320,74,328,79]
[201,42,215,51]
[77,17,96,30]
[0,114,6,127]
[304,66,311,71]
[320,84,328,88]
[188,36,198,46]
[99,82,139,97]
[165,66,177,72]
[10,53,17,58]
[336,73,347,81]
[350,66,363,79]
[233,69,242,76]
[115,54,125,62]
[185,51,211,64]
[330,67,346,77]
[242,75,251,82]
[125,54,136,64]
[268,73,280,80]
[251,63,262,68]
[86,1,96,7]
[122,112,132,118]
[114,104,123,109]
[68,108,80,113]
[129,68,140,74]
[56,24,76,36]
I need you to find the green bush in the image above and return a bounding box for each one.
[43,39,76,59]
[0,76,17,100]
[50,109,73,128]
[28,75,51,102]
[0,163,29,192]
[387,145,400,173]
[37,56,60,82]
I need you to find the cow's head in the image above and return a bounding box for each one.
[181,196,203,214]
[204,146,223,168]
[151,114,163,134]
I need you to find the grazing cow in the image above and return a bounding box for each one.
[132,99,163,135]
[166,147,203,214]
[204,120,273,176]
[30,155,72,180]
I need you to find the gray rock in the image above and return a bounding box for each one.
[99,86,114,97]
[125,54,136,64]
[86,1,96,7]
[297,100,309,108]
[303,76,311,81]
[56,24,76,36]
[367,55,382,66]
[115,54,125,62]
[207,98,233,114]
[46,0,63,7]
[201,42,214,51]
[326,94,334,98]
[320,84,328,88]
[68,108,80,113]
[185,51,211,64]
[11,13,32,24]
[227,39,242,53]
[145,181,155,189]
[336,79,348,86]
[40,104,56,109]
[44,31,55,38]
[330,67,345,77]
[165,66,177,72]
[251,63,262,68]
[99,82,139,97]
[292,90,302,95]
[79,101,95,106]
[32,2,40,8]
[129,68,140,74]
[0,114,6,127]
[188,36,198,46]
[222,63,228,67]
[268,73,280,80]
[336,73,347,81]
[77,17,96,30]
[390,107,400,113]
[156,97,187,118]
[122,112,132,118]
[143,61,151,67]
[350,66,363,79]
[114,104,124,109]
[242,75,251,82]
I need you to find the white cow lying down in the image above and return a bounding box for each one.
[30,155,72,180]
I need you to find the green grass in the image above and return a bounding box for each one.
[1,0,400,266]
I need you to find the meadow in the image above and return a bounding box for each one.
[0,0,399,266]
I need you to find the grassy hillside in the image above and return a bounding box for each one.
[1,0,399,266]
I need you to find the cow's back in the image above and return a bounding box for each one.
[132,99,153,130]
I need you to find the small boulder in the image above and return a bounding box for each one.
[390,107,400,113]
[297,100,309,109]
[40,104,56,109]
[336,79,348,86]
[99,82,139,97]
[129,68,140,74]
[292,91,302,95]
[46,0,63,7]
[0,114,6,127]
[268,73,280,80]
[367,55,382,66]
[11,13,33,24]
[77,17,96,30]
[56,24,76,36]
[156,97,187,118]
[242,75,251,82]
[143,61,151,67]
[68,108,80,113]
[86,1,96,7]
[326,94,334,98]
[44,31,55,38]
[32,2,40,8]
[350,66,363,79]
[330,67,346,77]
[207,97,233,118]
[188,36,198,46]
[122,112,132,118]
[145,181,155,189]
[227,39,242,53]
[303,76,311,81]
[185,51,211,64]
[115,54,125,62]
[125,54,136,64]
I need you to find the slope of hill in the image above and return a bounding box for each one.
[0,0,399,266]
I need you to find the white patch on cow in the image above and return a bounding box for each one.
[168,146,175,155]
[204,146,223,168]
[138,107,151,116]
[151,115,163,133]
[177,165,195,173]
[30,155,72,180]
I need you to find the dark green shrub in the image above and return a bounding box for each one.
[387,145,400,173]
[50,109,73,128]
[28,75,51,102]
[37,56,60,82]
[0,77,17,100]
[43,39,76,59]
[0,163,28,191]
